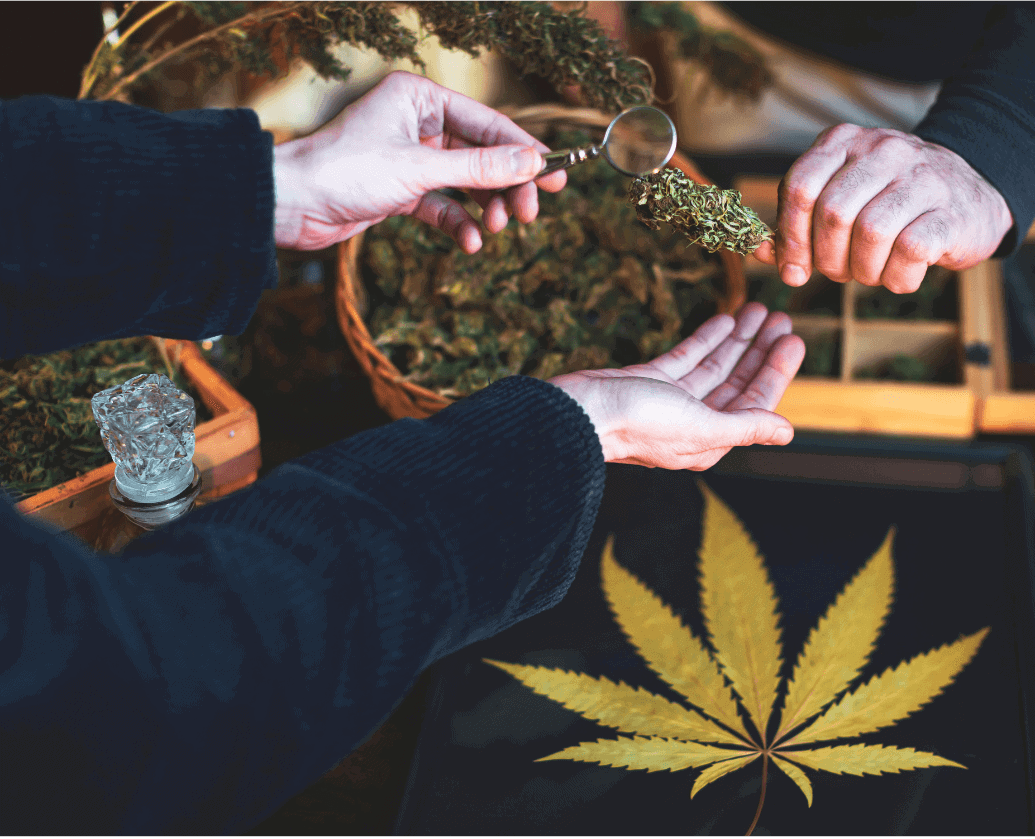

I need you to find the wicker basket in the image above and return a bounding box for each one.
[335,104,749,421]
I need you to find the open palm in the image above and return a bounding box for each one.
[549,303,805,469]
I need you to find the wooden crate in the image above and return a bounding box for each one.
[735,175,1035,437]
[14,338,261,535]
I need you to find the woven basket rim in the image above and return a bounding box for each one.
[335,108,748,421]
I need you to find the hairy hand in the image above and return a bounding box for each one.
[272,70,566,252]
[754,124,1013,293]
[549,303,805,470]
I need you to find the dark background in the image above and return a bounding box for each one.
[4,4,1035,833]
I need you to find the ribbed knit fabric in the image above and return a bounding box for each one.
[913,5,1035,257]
[0,96,278,358]
[724,2,1035,258]
[0,98,606,834]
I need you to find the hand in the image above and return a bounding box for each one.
[753,124,1013,293]
[272,70,566,252]
[549,303,805,470]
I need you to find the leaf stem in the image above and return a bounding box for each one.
[745,750,769,836]
[79,0,141,99]
[99,1,309,101]
[112,1,178,53]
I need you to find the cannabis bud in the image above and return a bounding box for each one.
[629,168,772,255]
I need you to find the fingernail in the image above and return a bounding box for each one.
[510,147,539,176]
[782,265,807,286]
[773,427,793,445]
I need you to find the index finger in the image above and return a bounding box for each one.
[777,129,851,286]
[437,87,567,193]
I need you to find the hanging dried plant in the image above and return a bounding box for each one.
[79,1,653,111]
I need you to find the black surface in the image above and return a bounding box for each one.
[395,438,1035,835]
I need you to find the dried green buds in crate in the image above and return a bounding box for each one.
[0,338,211,500]
[629,168,772,255]
[360,133,725,399]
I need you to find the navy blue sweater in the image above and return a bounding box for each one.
[0,97,606,834]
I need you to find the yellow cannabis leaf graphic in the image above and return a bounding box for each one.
[486,482,989,834]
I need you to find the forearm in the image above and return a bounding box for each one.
[914,4,1035,257]
[0,97,278,359]
[0,375,604,834]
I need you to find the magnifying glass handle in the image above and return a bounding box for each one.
[539,145,602,177]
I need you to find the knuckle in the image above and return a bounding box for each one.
[778,177,818,211]
[874,132,917,159]
[819,201,853,230]
[895,230,934,265]
[855,218,889,248]
[468,146,496,182]
[698,356,724,378]
[742,385,768,406]
[820,122,861,145]
[909,160,937,183]
[927,214,951,241]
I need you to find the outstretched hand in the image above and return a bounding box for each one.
[549,303,805,470]
[272,70,566,252]
[753,124,1013,293]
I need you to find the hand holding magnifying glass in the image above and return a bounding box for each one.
[537,106,678,178]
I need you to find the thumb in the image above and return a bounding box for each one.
[421,144,543,192]
[753,239,777,265]
[715,408,794,448]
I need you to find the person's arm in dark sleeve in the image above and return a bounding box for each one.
[914,3,1035,257]
[0,374,606,835]
[0,96,278,359]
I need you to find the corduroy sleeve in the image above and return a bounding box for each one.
[914,4,1035,258]
[0,96,277,359]
[0,375,606,835]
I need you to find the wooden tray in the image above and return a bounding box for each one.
[14,338,261,535]
[736,175,1035,437]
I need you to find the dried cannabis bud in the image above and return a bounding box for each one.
[361,130,724,399]
[629,168,773,255]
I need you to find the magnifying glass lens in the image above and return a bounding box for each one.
[604,107,676,176]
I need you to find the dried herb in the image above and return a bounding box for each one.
[629,1,773,100]
[629,168,773,255]
[855,267,957,321]
[80,2,652,112]
[362,129,723,398]
[487,483,987,834]
[800,334,840,378]
[0,338,211,500]
[855,353,941,383]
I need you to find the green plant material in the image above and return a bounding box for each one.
[362,130,724,399]
[855,353,937,383]
[487,483,987,834]
[855,268,957,321]
[751,274,795,313]
[801,333,839,378]
[629,168,773,255]
[628,1,772,100]
[80,1,652,111]
[0,338,211,500]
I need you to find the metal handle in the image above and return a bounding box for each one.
[539,144,602,177]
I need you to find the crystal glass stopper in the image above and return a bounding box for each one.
[92,373,196,503]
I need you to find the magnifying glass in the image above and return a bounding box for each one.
[537,106,678,178]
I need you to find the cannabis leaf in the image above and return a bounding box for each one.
[486,482,988,834]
